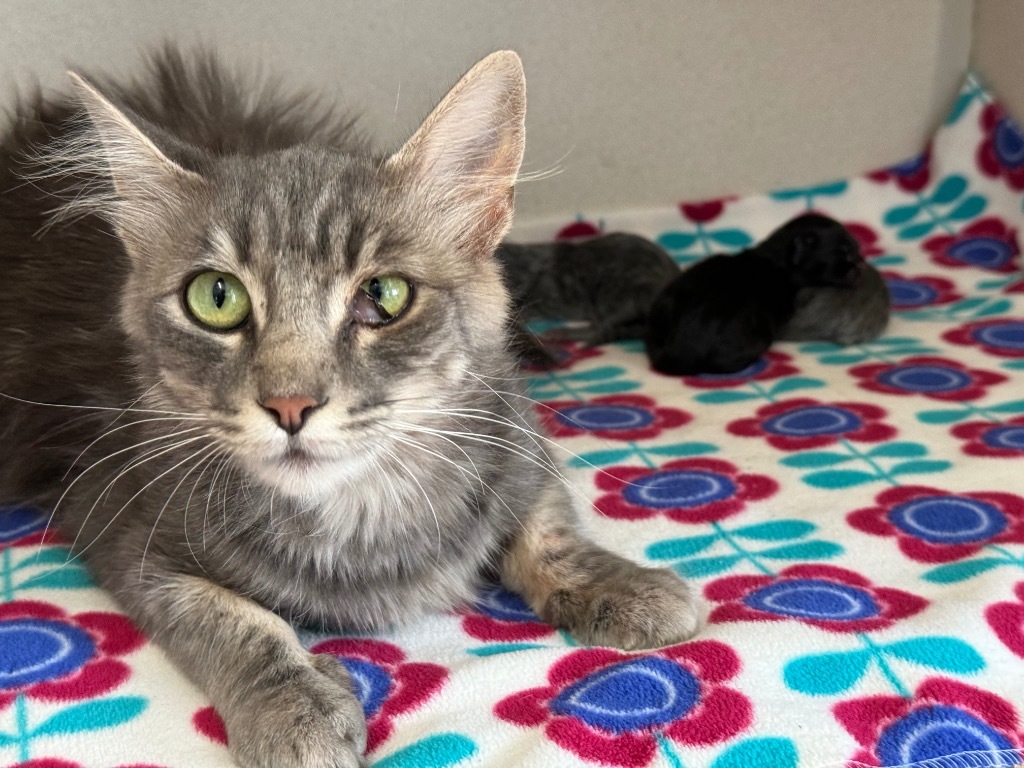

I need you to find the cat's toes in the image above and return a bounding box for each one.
[227,653,367,768]
[547,564,700,650]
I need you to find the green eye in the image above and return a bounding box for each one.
[185,272,251,330]
[358,275,412,322]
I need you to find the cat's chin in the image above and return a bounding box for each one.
[248,446,377,500]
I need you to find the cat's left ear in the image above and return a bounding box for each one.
[389,51,526,257]
[68,73,205,253]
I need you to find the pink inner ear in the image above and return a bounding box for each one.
[388,53,525,259]
[463,185,516,259]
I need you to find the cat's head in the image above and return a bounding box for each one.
[65,52,526,500]
[765,213,864,288]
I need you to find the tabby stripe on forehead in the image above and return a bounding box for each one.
[230,217,253,265]
[345,217,367,270]
[314,203,337,262]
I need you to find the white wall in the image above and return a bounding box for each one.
[972,0,1024,121]
[0,0,972,224]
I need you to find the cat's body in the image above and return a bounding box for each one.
[645,213,865,375]
[497,233,680,347]
[0,49,697,768]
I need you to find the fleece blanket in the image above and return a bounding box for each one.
[2,72,1024,768]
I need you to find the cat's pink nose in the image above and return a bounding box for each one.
[260,395,321,436]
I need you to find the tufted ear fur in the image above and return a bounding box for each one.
[67,73,206,256]
[389,51,526,258]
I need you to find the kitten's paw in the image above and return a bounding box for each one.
[228,652,367,768]
[546,564,700,650]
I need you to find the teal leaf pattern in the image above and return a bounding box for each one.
[802,469,879,489]
[780,452,852,469]
[784,650,871,695]
[695,390,761,404]
[730,521,816,541]
[647,520,842,577]
[883,637,985,674]
[31,697,147,738]
[673,554,743,578]
[646,534,719,559]
[711,738,799,768]
[921,558,1006,584]
[708,229,754,248]
[374,734,477,768]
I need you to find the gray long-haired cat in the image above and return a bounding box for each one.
[0,48,698,767]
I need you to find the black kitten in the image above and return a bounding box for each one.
[645,213,862,375]
[498,232,680,348]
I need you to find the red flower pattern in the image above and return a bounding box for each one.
[868,147,932,192]
[0,507,61,550]
[922,217,1020,273]
[986,582,1024,659]
[881,270,962,310]
[556,219,602,240]
[494,641,752,768]
[944,318,1024,358]
[978,102,1024,190]
[311,638,447,753]
[705,565,927,634]
[1004,277,1024,294]
[538,394,690,441]
[834,678,1024,768]
[849,356,1006,402]
[460,587,556,643]
[594,457,778,524]
[727,398,896,451]
[0,600,144,711]
[952,416,1024,458]
[848,485,1024,563]
[193,705,228,745]
[679,198,734,224]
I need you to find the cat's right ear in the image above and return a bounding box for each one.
[388,51,526,259]
[68,73,205,250]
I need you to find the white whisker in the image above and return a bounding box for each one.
[71,433,211,558]
[377,442,443,564]
[0,388,204,418]
[388,431,527,535]
[44,426,206,559]
[141,441,220,576]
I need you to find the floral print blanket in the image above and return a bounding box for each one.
[2,73,1024,768]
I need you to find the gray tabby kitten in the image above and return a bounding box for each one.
[0,48,698,767]
[497,233,680,346]
[777,262,890,345]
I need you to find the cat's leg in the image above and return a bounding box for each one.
[500,479,700,649]
[100,560,366,768]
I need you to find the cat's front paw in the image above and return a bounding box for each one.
[546,563,700,650]
[227,652,367,768]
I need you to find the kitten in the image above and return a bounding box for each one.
[777,261,889,345]
[644,213,863,375]
[0,48,698,768]
[498,232,680,347]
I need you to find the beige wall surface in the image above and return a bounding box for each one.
[972,0,1024,121]
[1,1,972,224]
